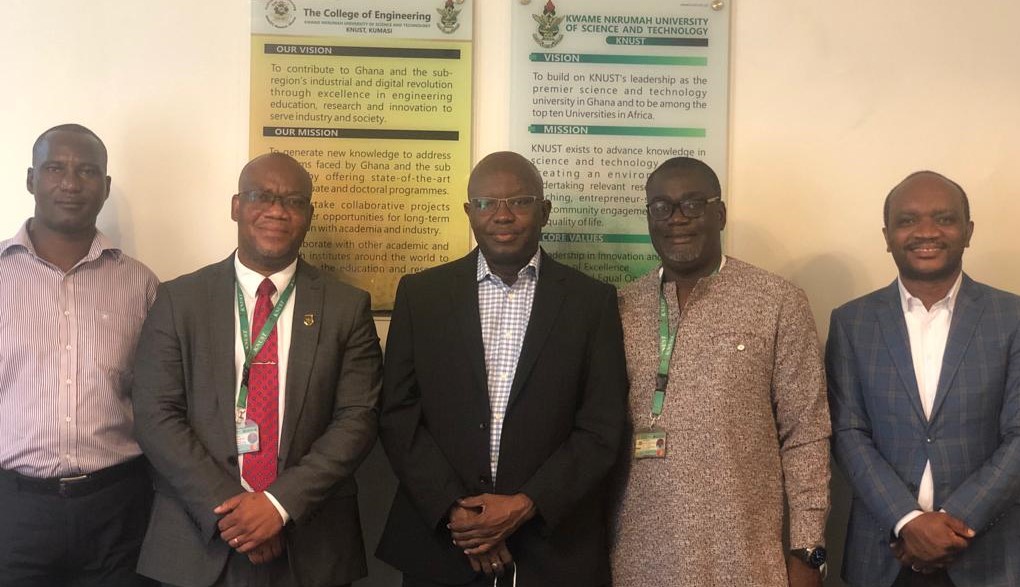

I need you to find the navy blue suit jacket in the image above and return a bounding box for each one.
[827,275,1020,587]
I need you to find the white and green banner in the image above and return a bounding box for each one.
[510,0,730,285]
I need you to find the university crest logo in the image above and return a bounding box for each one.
[437,0,461,34]
[533,0,565,48]
[265,0,297,29]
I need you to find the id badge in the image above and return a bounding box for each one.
[634,427,667,459]
[236,420,260,454]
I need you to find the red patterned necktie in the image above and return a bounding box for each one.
[242,277,279,492]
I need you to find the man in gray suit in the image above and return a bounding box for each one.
[828,171,1020,587]
[132,153,382,587]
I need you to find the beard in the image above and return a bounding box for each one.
[660,241,703,265]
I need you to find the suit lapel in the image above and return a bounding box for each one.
[213,255,241,444]
[451,251,488,395]
[279,260,323,463]
[507,253,566,407]
[875,281,926,423]
[930,275,983,420]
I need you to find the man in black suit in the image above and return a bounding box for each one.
[377,151,628,586]
[131,153,381,586]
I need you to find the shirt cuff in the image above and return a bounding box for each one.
[264,491,291,525]
[894,510,924,537]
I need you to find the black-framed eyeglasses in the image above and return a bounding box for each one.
[237,190,312,212]
[646,196,721,220]
[468,195,540,217]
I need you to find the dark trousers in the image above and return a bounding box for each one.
[404,576,508,587]
[893,567,956,587]
[0,459,155,587]
[403,572,608,587]
[161,552,351,587]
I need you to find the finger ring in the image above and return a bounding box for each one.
[491,562,499,568]
[911,564,922,572]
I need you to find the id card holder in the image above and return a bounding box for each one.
[634,427,667,459]
[236,420,260,454]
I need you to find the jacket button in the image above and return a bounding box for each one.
[479,422,488,429]
[227,455,238,466]
[479,476,489,485]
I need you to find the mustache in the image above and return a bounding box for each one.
[905,239,946,250]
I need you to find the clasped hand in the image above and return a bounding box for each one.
[214,491,285,564]
[447,493,535,556]
[890,511,974,572]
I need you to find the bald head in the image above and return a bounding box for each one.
[463,151,551,284]
[884,170,969,227]
[32,123,107,168]
[468,151,543,199]
[239,152,313,195]
[232,152,314,276]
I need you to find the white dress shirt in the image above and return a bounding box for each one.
[893,272,963,536]
[233,254,297,522]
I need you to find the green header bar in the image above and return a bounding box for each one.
[543,233,652,244]
[605,37,709,48]
[604,234,652,243]
[529,125,705,137]
[530,53,707,66]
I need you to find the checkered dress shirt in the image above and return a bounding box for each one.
[477,249,541,483]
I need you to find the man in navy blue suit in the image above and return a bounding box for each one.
[827,171,1020,587]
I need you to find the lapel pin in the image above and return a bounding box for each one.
[303,313,315,326]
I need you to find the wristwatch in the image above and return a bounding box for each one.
[790,546,827,571]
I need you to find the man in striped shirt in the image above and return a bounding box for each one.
[0,124,159,585]
[377,152,628,586]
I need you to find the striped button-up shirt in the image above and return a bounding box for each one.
[0,220,158,478]
[477,249,540,483]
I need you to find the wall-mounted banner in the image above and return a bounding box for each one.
[510,0,730,285]
[251,0,473,310]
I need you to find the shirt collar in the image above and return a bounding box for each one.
[476,248,542,283]
[1,219,121,264]
[897,271,963,314]
[234,253,298,298]
[657,254,727,280]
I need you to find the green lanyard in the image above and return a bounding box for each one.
[235,277,296,418]
[649,262,722,424]
[650,282,678,424]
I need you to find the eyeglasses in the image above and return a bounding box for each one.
[237,190,312,212]
[646,196,721,220]
[468,195,540,217]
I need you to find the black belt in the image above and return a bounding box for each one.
[3,457,147,498]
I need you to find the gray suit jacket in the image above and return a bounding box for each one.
[828,275,1020,587]
[132,255,381,587]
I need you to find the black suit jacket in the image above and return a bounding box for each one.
[132,255,382,587]
[376,250,628,586]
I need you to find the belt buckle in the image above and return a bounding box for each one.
[57,474,89,498]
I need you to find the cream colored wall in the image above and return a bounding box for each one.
[729,2,1020,333]
[2,2,1018,585]
[1,1,251,281]
[4,2,1017,332]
